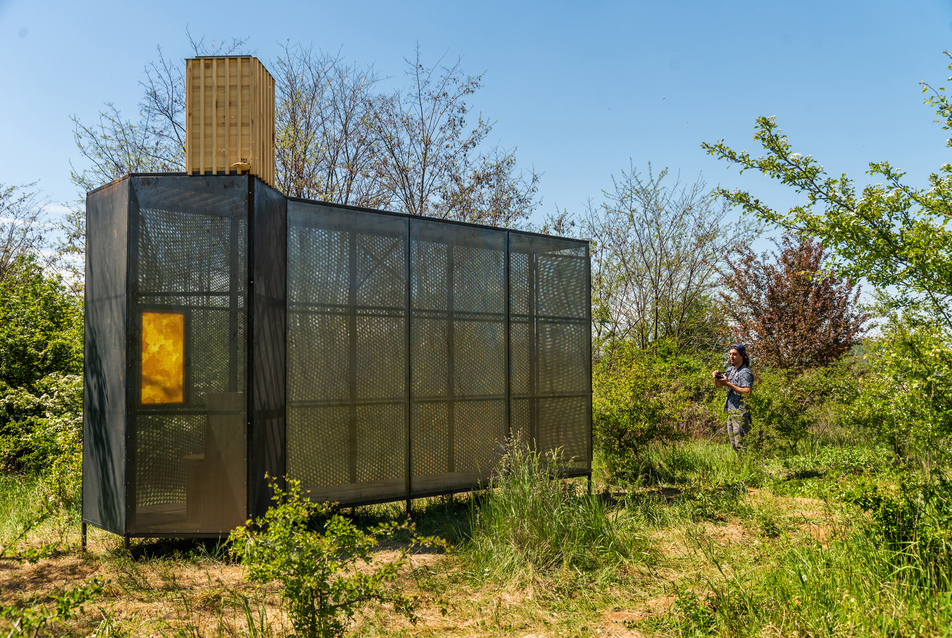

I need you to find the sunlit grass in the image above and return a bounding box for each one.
[0,474,50,554]
[3,438,952,636]
[460,441,656,587]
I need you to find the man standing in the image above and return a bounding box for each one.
[712,344,753,451]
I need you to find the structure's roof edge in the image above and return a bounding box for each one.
[90,173,590,245]
[286,195,591,245]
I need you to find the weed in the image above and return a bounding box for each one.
[230,477,424,638]
[0,578,105,638]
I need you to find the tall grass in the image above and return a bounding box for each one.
[646,441,952,636]
[0,475,56,556]
[462,441,654,583]
[636,440,768,489]
[660,528,952,637]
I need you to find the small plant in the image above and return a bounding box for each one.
[229,477,419,638]
[0,577,104,637]
[845,473,952,587]
[681,483,749,523]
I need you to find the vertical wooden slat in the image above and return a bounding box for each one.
[185,63,192,172]
[254,62,259,177]
[267,72,273,185]
[224,57,230,172]
[185,56,275,186]
[213,58,219,174]
[199,60,206,175]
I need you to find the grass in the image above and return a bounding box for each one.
[2,438,951,636]
[462,442,656,584]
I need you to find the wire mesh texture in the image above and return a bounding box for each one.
[84,174,590,539]
[84,179,130,535]
[287,202,591,505]
[129,176,250,535]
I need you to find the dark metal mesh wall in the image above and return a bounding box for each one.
[286,202,590,505]
[250,181,287,517]
[84,179,131,535]
[129,176,249,535]
[510,234,591,473]
[287,202,408,503]
[410,219,507,495]
[86,175,589,534]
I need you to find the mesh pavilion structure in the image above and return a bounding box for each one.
[82,57,591,542]
[83,175,591,540]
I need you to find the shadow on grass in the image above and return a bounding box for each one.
[120,537,231,562]
[115,493,478,561]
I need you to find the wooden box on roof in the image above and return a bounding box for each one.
[186,56,275,187]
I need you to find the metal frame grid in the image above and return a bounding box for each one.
[128,175,251,535]
[84,174,590,539]
[286,200,592,506]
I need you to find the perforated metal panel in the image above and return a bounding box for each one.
[409,219,508,495]
[285,206,590,504]
[509,234,591,472]
[85,174,589,539]
[250,181,288,517]
[287,202,408,504]
[84,179,130,535]
[127,176,251,535]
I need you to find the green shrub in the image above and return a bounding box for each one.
[0,256,83,480]
[229,478,419,638]
[746,358,859,455]
[593,340,719,482]
[0,256,82,390]
[846,315,952,461]
[846,473,952,587]
[0,373,82,505]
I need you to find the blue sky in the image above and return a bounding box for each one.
[2,0,952,241]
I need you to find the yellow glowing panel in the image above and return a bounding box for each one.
[141,312,185,404]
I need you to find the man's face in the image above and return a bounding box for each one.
[728,349,742,368]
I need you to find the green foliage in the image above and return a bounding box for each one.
[846,473,952,573]
[229,478,419,638]
[744,370,813,455]
[666,586,718,635]
[744,358,860,455]
[0,256,83,482]
[703,53,952,329]
[0,577,104,637]
[38,373,84,506]
[846,315,952,459]
[464,441,653,582]
[593,341,720,483]
[764,443,891,498]
[703,110,952,320]
[633,440,766,491]
[703,53,952,473]
[681,482,750,523]
[0,372,83,487]
[0,256,82,391]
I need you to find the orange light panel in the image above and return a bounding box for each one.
[141,312,185,404]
